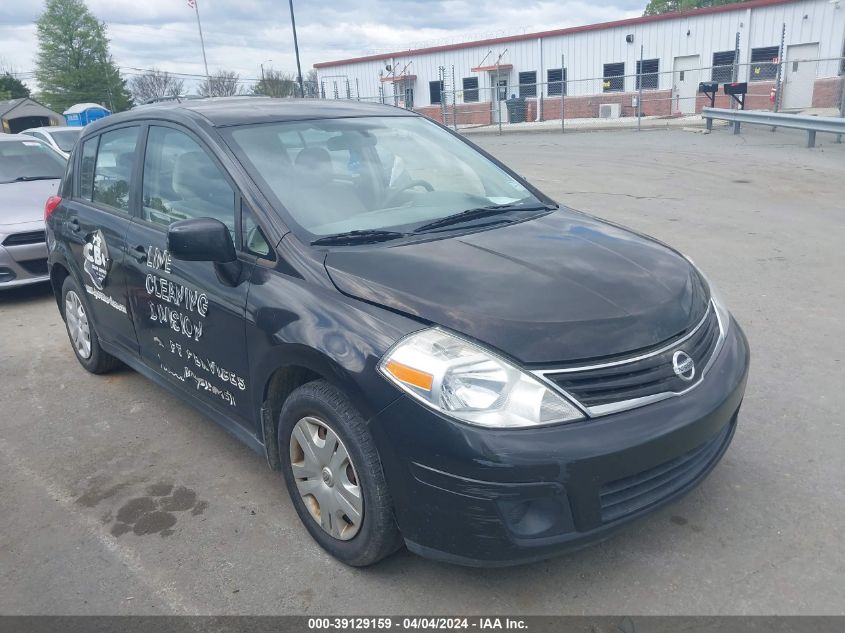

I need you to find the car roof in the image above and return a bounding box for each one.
[0,133,47,142]
[23,126,80,133]
[88,96,419,133]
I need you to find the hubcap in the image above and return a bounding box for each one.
[289,416,363,541]
[65,290,92,360]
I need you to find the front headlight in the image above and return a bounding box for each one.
[704,273,731,335]
[684,255,731,335]
[378,328,584,428]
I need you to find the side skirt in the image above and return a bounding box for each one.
[99,338,266,456]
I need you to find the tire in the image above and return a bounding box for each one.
[279,380,403,566]
[61,275,121,374]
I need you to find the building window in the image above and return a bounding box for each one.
[750,46,780,81]
[636,59,659,90]
[518,71,537,98]
[462,77,479,102]
[429,80,442,105]
[547,68,567,96]
[603,63,625,92]
[712,50,736,83]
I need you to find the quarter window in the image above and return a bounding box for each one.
[141,126,236,233]
[92,126,140,214]
[242,207,272,258]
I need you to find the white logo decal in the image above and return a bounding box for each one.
[82,229,111,290]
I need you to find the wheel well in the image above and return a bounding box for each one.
[261,365,322,471]
[50,263,70,314]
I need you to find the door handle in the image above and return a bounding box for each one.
[68,217,80,233]
[131,244,147,264]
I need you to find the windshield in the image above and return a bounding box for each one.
[50,129,82,152]
[225,116,544,238]
[0,140,66,184]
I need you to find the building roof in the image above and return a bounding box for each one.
[63,102,110,115]
[0,98,27,117]
[87,96,415,132]
[0,97,63,121]
[314,0,794,69]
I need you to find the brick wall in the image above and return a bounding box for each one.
[811,76,844,109]
[415,103,492,126]
[416,77,842,125]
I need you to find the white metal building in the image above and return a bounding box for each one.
[314,0,845,122]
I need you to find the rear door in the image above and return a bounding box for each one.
[63,125,141,355]
[122,123,256,428]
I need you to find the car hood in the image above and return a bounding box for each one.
[0,179,59,226]
[324,210,709,364]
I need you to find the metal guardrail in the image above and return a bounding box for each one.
[702,107,845,148]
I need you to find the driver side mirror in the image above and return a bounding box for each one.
[168,217,235,264]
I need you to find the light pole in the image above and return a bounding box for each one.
[288,0,305,97]
[260,59,272,83]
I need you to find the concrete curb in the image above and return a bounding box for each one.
[457,116,707,135]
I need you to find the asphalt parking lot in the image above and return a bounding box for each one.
[1,124,844,616]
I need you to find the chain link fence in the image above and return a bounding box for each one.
[317,55,845,134]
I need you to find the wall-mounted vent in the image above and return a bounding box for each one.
[599,103,621,118]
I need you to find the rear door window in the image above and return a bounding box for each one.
[78,136,98,200]
[92,126,140,214]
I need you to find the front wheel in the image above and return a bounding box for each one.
[279,380,402,566]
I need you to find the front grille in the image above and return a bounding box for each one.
[599,421,732,523]
[2,231,46,246]
[18,259,48,276]
[545,305,721,409]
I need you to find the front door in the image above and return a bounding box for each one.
[122,123,255,428]
[783,43,819,110]
[673,55,700,115]
[493,77,509,123]
[64,125,141,354]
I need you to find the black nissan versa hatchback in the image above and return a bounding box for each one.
[45,97,749,567]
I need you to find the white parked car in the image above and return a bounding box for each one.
[0,134,67,289]
[21,126,82,159]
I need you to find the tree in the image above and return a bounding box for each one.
[128,68,185,104]
[0,60,30,100]
[303,69,319,98]
[0,74,30,100]
[643,0,744,16]
[253,68,297,98]
[197,70,245,98]
[35,0,132,112]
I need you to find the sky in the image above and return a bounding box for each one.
[0,0,644,93]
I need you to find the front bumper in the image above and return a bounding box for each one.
[369,319,749,566]
[0,241,49,289]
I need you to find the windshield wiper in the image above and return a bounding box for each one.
[311,229,407,246]
[413,203,556,233]
[12,176,60,182]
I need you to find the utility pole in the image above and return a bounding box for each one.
[260,59,271,95]
[190,0,210,78]
[289,0,305,97]
[637,44,644,131]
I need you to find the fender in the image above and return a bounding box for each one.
[246,264,422,422]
